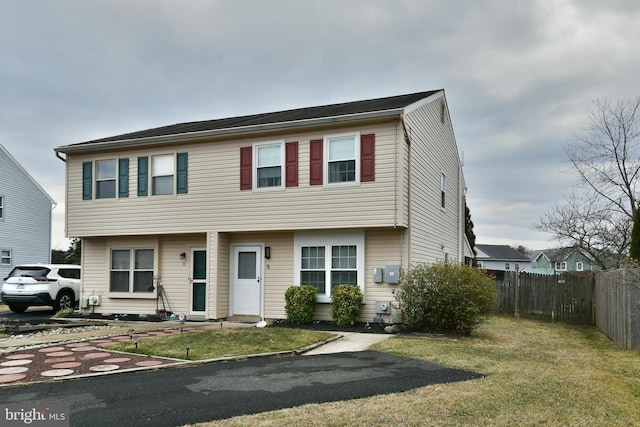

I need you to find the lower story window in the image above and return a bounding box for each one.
[295,231,364,303]
[110,249,155,293]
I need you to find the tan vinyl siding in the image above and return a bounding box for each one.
[80,234,206,317]
[404,95,464,265]
[65,119,405,238]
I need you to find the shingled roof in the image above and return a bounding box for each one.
[475,244,531,261]
[56,90,441,153]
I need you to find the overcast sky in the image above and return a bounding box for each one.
[2,0,639,251]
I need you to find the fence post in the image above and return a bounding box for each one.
[514,270,520,318]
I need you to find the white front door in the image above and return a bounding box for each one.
[232,245,262,316]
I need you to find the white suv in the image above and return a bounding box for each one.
[1,264,81,313]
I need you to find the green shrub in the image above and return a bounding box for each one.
[395,262,495,334]
[284,285,318,325]
[330,284,363,326]
[54,308,75,318]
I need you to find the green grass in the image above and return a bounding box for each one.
[191,316,640,426]
[104,327,334,360]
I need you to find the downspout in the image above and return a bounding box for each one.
[401,115,412,267]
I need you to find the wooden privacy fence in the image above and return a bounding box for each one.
[594,269,640,351]
[494,272,595,325]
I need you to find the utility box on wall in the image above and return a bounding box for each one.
[386,264,400,284]
[373,267,383,283]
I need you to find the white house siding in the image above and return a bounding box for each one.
[64,119,405,239]
[402,95,464,265]
[0,145,54,278]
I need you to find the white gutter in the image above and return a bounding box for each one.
[55,108,405,154]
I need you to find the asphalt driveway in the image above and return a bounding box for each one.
[0,350,484,426]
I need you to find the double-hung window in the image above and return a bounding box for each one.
[576,261,584,271]
[255,143,284,190]
[96,160,117,199]
[1,250,11,265]
[295,231,365,303]
[0,195,4,219]
[110,249,155,293]
[152,155,174,195]
[555,262,567,271]
[326,134,359,185]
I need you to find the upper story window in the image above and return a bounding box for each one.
[255,143,284,190]
[1,250,11,265]
[96,160,117,199]
[441,172,446,209]
[505,263,511,271]
[0,195,4,219]
[327,134,359,185]
[576,261,584,271]
[152,155,174,195]
[555,262,567,271]
[110,248,155,293]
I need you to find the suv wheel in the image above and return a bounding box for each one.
[8,304,28,313]
[54,291,75,311]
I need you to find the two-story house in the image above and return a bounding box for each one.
[55,90,470,322]
[530,248,601,273]
[475,244,532,273]
[0,144,55,278]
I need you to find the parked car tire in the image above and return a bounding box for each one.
[8,304,28,313]
[54,291,75,312]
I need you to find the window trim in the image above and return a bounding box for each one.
[151,154,175,196]
[108,247,157,296]
[1,249,11,266]
[324,133,360,187]
[0,195,4,220]
[576,261,584,271]
[294,230,365,303]
[95,159,117,199]
[253,141,285,191]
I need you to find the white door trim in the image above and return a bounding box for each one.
[229,243,264,317]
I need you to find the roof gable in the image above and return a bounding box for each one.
[56,90,441,153]
[0,144,55,204]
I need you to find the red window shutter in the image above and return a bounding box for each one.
[360,133,375,182]
[310,139,323,185]
[240,146,252,190]
[285,141,298,187]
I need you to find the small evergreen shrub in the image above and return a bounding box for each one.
[54,308,75,318]
[395,262,495,335]
[330,284,363,326]
[284,285,317,325]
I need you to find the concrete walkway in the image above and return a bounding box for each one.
[303,331,391,355]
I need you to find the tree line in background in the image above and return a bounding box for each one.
[51,238,81,265]
[534,96,640,268]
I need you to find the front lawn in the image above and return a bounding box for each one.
[104,327,334,360]
[193,316,640,426]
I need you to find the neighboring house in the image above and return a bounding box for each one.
[55,90,470,322]
[530,248,601,273]
[475,244,532,272]
[0,144,55,278]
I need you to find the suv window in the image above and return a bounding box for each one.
[8,267,51,278]
[58,268,81,279]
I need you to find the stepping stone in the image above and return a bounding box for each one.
[1,359,32,367]
[0,367,29,374]
[89,364,120,372]
[103,358,131,363]
[38,347,66,353]
[0,374,27,383]
[47,351,74,357]
[71,346,98,352]
[41,369,75,377]
[51,362,82,369]
[82,352,111,359]
[135,360,164,367]
[5,353,36,360]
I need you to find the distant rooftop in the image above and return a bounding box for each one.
[475,244,531,261]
